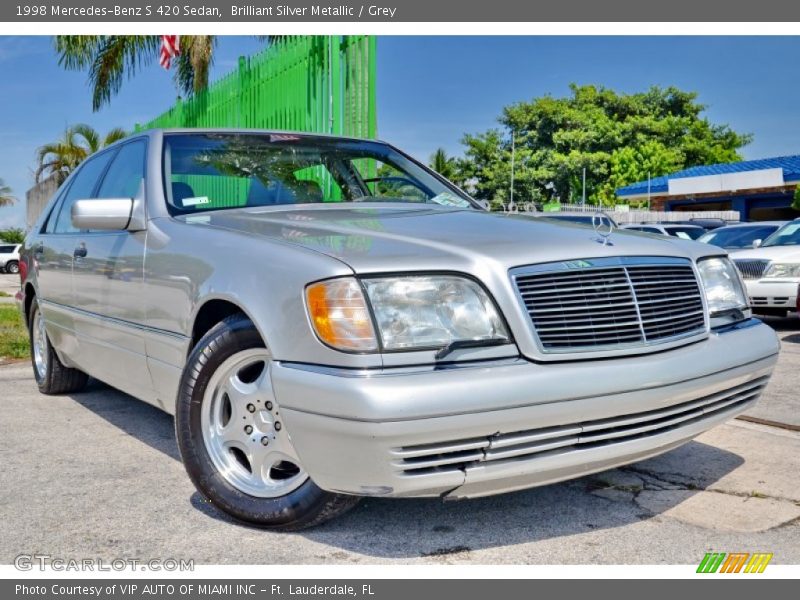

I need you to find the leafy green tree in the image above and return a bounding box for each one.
[0,178,15,207]
[35,124,127,184]
[0,228,25,243]
[429,148,457,180]
[456,84,752,206]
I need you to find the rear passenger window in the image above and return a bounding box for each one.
[97,140,146,199]
[53,151,115,233]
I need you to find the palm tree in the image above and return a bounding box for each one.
[56,36,275,111]
[0,178,16,207]
[430,148,456,180]
[35,124,127,184]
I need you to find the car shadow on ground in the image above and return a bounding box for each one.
[760,314,800,337]
[67,379,745,558]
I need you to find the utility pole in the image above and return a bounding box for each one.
[647,171,651,211]
[581,167,586,206]
[509,133,515,209]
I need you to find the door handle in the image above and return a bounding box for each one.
[73,245,87,259]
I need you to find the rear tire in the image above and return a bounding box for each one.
[5,261,19,275]
[175,314,360,530]
[29,300,89,395]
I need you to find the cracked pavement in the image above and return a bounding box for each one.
[0,291,798,564]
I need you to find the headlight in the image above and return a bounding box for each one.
[763,263,800,278]
[305,275,510,353]
[362,276,509,351]
[697,257,750,325]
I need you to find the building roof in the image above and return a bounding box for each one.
[616,154,800,197]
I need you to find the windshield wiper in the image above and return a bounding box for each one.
[435,339,508,360]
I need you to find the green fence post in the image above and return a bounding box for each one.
[368,36,377,139]
[330,36,341,136]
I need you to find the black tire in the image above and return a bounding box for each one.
[5,261,19,275]
[175,313,360,530]
[29,300,89,395]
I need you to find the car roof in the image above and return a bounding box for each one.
[710,221,788,229]
[134,127,384,145]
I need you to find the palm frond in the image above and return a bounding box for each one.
[0,179,16,207]
[104,128,128,145]
[87,36,160,111]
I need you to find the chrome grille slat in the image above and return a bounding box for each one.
[513,259,707,353]
[396,377,769,475]
[733,259,770,280]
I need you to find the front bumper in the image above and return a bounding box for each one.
[743,279,799,311]
[272,320,779,499]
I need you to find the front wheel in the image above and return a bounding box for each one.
[175,314,360,530]
[5,261,19,275]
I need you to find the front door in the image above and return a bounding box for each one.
[36,150,115,360]
[69,139,152,401]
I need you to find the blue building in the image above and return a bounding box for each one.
[616,155,800,221]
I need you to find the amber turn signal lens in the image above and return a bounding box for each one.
[305,278,378,352]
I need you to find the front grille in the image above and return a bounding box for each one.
[733,259,770,280]
[512,259,706,352]
[394,377,768,476]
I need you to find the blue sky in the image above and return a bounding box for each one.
[2,35,800,228]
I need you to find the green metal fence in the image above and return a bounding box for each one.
[136,35,377,139]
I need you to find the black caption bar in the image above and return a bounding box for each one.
[4,580,797,600]
[2,0,800,21]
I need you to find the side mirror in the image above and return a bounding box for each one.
[71,198,135,231]
[752,239,762,248]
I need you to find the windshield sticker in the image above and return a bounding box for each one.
[430,192,471,208]
[181,196,210,207]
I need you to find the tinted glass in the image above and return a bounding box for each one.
[97,140,146,199]
[666,226,705,240]
[698,225,780,249]
[163,134,475,214]
[53,151,115,233]
[0,246,14,253]
[763,221,800,247]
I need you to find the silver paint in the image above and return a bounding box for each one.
[18,128,781,500]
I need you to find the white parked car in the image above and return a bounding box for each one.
[620,223,706,240]
[0,243,21,274]
[731,218,800,317]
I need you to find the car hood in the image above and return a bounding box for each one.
[180,204,719,273]
[730,246,800,262]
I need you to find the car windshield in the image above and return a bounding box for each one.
[761,221,800,247]
[665,226,705,240]
[698,225,781,249]
[541,214,615,227]
[163,133,476,214]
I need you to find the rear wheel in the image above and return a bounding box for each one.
[5,261,19,275]
[175,314,360,530]
[29,300,89,395]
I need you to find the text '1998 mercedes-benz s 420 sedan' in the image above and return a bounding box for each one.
[16,130,780,529]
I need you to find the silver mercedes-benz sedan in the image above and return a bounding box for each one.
[16,129,779,529]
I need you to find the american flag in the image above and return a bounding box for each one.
[159,35,180,70]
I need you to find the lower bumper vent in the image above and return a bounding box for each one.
[393,377,768,476]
